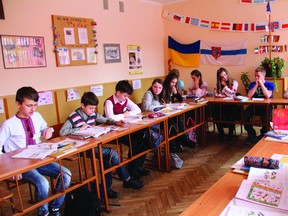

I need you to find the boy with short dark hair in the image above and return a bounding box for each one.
[244,66,275,145]
[104,80,150,179]
[60,92,144,196]
[0,86,71,216]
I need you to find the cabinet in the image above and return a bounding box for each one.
[266,77,288,98]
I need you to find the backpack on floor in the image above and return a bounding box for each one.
[64,184,102,216]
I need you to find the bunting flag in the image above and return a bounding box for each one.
[162,9,288,32]
[255,22,267,31]
[240,0,277,3]
[190,18,200,27]
[255,45,287,54]
[168,36,200,67]
[211,21,220,30]
[280,19,288,30]
[220,22,232,31]
[261,35,280,43]
[200,40,247,65]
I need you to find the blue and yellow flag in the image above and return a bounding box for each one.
[168,36,200,67]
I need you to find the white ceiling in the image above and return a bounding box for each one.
[142,0,186,5]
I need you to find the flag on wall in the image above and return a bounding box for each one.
[168,36,200,67]
[200,40,247,65]
[280,19,288,30]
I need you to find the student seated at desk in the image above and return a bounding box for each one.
[214,67,239,141]
[141,78,164,112]
[162,72,197,151]
[188,69,207,98]
[0,86,71,216]
[170,68,184,96]
[244,66,274,145]
[59,92,144,196]
[104,80,150,179]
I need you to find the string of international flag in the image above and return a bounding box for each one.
[240,0,277,3]
[162,9,288,32]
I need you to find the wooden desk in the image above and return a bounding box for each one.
[0,137,101,215]
[97,102,207,211]
[97,116,168,211]
[180,139,288,216]
[206,97,272,132]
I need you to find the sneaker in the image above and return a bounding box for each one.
[39,212,49,216]
[123,178,144,189]
[107,188,119,199]
[49,208,61,216]
[137,167,150,176]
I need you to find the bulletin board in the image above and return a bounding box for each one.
[51,15,98,67]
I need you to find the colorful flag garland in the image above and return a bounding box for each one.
[240,0,277,4]
[162,9,288,32]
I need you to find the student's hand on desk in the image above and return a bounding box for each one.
[80,124,91,130]
[123,111,130,117]
[116,120,125,126]
[43,127,53,139]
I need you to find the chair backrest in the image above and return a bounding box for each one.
[51,123,64,139]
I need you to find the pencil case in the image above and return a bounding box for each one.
[244,155,279,169]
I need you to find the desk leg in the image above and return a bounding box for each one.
[164,119,171,172]
[98,144,110,212]
[89,146,101,199]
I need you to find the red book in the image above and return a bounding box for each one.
[273,108,288,130]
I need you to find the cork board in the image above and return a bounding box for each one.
[52,15,98,67]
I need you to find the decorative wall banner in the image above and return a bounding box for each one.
[168,36,200,67]
[168,37,247,66]
[200,40,247,65]
[162,9,288,32]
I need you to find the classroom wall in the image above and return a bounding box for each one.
[0,0,165,96]
[163,0,288,95]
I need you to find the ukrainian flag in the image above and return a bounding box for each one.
[168,36,200,67]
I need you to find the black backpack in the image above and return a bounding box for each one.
[64,184,102,216]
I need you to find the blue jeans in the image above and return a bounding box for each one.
[88,147,130,188]
[22,162,71,216]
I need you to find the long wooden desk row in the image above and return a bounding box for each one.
[206,97,288,132]
[180,138,288,215]
[0,102,206,215]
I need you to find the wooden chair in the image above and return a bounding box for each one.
[0,186,15,216]
[5,178,35,204]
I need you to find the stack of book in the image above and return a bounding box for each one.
[264,130,288,141]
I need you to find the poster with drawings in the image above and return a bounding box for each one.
[67,88,80,101]
[38,91,53,106]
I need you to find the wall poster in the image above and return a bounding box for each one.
[0,35,46,69]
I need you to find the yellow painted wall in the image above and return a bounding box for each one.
[0,77,162,126]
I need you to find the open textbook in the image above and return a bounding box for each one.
[11,139,87,159]
[221,166,288,215]
[69,125,112,139]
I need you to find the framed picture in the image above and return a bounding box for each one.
[0,35,46,69]
[103,43,121,63]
